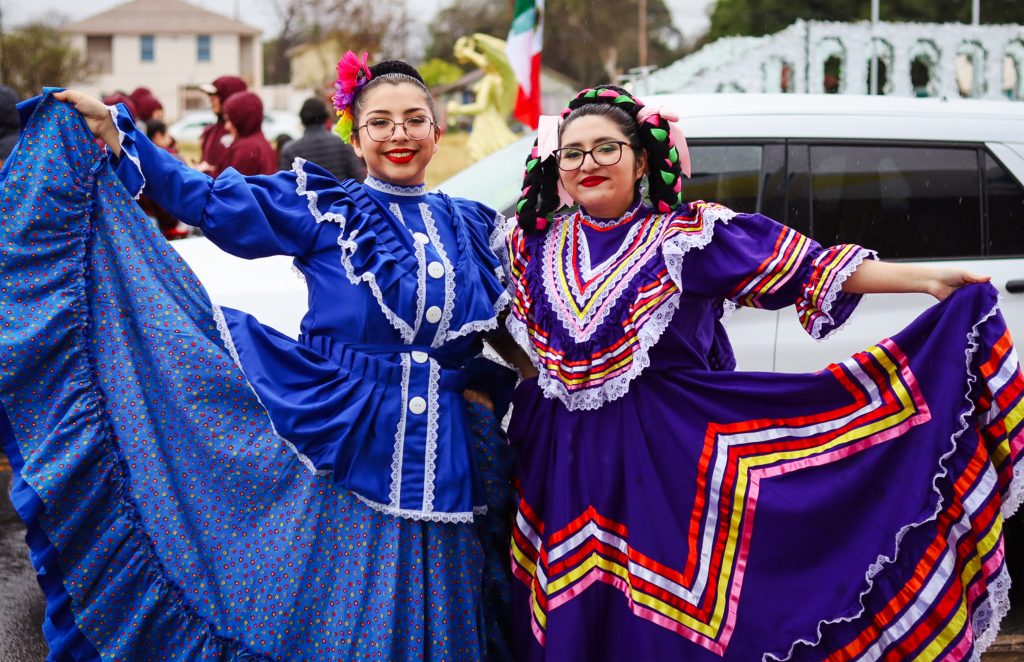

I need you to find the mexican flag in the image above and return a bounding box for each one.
[506,0,543,128]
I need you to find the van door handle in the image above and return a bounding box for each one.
[1007,279,1024,294]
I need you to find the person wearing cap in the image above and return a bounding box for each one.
[279,96,364,182]
[197,75,247,173]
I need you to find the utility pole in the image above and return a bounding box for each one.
[639,0,648,69]
[869,0,879,95]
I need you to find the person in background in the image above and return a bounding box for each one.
[279,96,365,182]
[214,91,276,178]
[135,93,164,124]
[141,119,190,239]
[0,86,19,160]
[197,75,247,173]
[102,91,137,121]
[145,120,180,157]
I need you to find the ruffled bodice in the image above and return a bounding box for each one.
[107,103,510,520]
[505,201,875,411]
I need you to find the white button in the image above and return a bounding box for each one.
[427,261,445,279]
[411,351,428,364]
[425,306,442,323]
[413,232,429,244]
[409,397,426,414]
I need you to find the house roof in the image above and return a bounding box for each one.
[62,0,262,36]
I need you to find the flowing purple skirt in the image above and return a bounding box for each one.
[508,283,1023,661]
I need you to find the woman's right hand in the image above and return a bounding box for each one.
[52,90,122,157]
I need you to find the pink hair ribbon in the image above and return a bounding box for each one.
[535,114,575,208]
[635,105,692,178]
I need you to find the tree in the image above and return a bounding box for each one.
[263,0,412,86]
[419,58,465,88]
[706,0,1024,42]
[0,23,89,100]
[426,0,687,87]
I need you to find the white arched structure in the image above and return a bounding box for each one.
[648,19,1024,101]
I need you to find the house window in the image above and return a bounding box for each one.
[86,35,113,74]
[197,35,211,62]
[140,35,155,62]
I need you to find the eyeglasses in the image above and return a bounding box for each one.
[358,116,435,142]
[553,141,631,171]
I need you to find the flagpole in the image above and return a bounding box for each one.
[869,0,879,95]
[639,0,648,68]
[972,0,980,25]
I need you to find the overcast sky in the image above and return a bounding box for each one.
[5,0,716,41]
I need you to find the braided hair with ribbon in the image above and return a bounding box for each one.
[514,85,691,234]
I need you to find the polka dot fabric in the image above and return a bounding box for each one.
[0,94,505,660]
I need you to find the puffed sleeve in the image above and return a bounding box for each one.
[106,103,325,259]
[678,202,876,339]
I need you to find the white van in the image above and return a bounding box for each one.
[439,93,1024,372]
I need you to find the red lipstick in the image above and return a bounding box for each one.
[580,176,606,187]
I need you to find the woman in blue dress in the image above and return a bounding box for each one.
[0,58,525,659]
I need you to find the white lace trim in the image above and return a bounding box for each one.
[211,305,330,477]
[571,211,650,303]
[489,211,513,286]
[542,212,669,344]
[354,493,487,523]
[422,358,441,512]
[364,176,426,197]
[577,199,643,229]
[290,260,306,281]
[107,105,145,200]
[768,300,1013,662]
[421,203,456,348]
[808,248,878,340]
[388,202,426,341]
[292,158,417,342]
[509,205,731,412]
[720,299,738,327]
[389,353,410,508]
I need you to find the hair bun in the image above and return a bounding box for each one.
[369,60,425,84]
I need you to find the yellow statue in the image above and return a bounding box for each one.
[447,33,520,162]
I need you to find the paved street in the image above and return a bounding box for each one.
[0,450,1021,660]
[0,457,49,662]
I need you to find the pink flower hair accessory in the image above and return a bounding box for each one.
[332,51,372,144]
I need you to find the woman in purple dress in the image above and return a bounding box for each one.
[502,86,1023,660]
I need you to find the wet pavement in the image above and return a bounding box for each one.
[0,460,49,661]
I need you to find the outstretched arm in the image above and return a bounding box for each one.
[842,260,989,301]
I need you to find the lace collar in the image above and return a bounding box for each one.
[578,199,644,230]
[364,176,427,197]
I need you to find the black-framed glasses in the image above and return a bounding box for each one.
[358,116,435,142]
[553,141,630,171]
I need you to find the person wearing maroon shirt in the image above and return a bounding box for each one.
[197,75,247,173]
[214,91,276,178]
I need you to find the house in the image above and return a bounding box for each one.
[62,0,263,120]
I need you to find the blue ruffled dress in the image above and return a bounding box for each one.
[0,94,515,660]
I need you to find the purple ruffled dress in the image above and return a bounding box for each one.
[502,200,1024,661]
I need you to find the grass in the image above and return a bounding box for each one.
[176,130,474,188]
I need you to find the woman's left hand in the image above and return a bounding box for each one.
[928,269,991,301]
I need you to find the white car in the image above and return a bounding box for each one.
[168,109,303,145]
[438,94,1024,372]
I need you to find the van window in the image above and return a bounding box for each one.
[986,152,1024,256]
[686,145,762,214]
[807,144,981,259]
